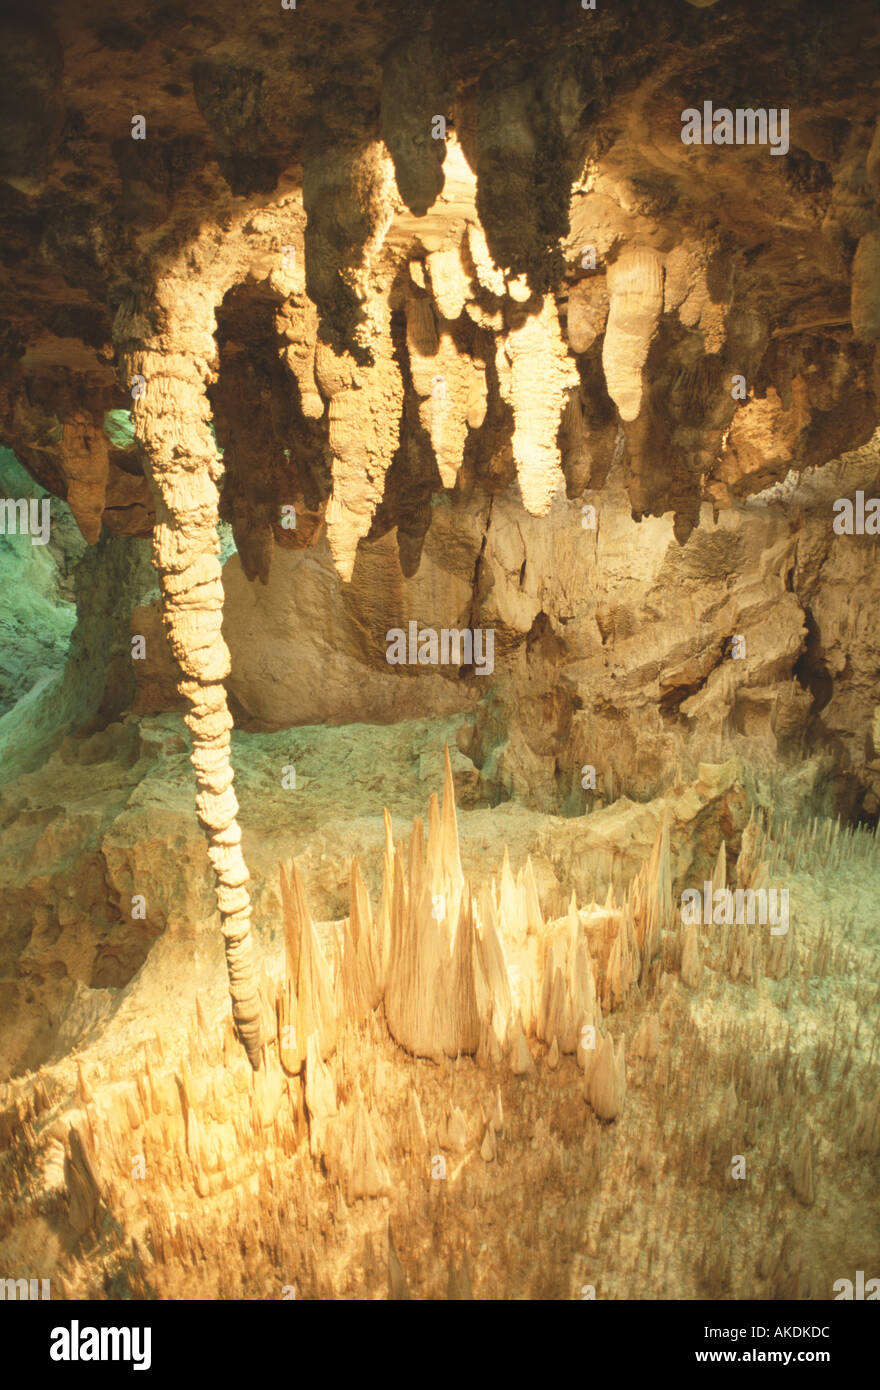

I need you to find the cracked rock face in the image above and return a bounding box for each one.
[0,0,879,1307]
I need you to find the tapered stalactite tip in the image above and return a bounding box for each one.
[239,1027,263,1071]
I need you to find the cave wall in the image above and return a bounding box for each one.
[0,447,84,717]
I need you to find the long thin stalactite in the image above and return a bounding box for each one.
[116,283,263,1068]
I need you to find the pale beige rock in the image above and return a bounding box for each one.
[325,309,405,581]
[585,1032,626,1121]
[506,273,532,303]
[480,1123,497,1161]
[121,298,263,1070]
[681,922,702,989]
[566,280,608,354]
[280,298,325,419]
[631,1015,659,1062]
[465,221,505,296]
[344,1086,391,1200]
[426,247,471,321]
[413,331,472,488]
[499,296,580,514]
[279,859,337,1072]
[443,1106,468,1153]
[602,248,664,421]
[508,1015,535,1076]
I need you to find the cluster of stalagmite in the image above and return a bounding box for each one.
[2,773,878,1299]
[273,747,675,1124]
[115,281,262,1068]
[51,751,677,1228]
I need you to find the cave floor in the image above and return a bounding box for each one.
[0,714,877,1298]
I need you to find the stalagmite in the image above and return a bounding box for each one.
[65,1125,102,1235]
[75,1060,93,1108]
[3,728,872,1298]
[280,859,337,1071]
[681,922,702,989]
[405,1088,428,1155]
[480,1123,497,1162]
[383,747,493,1061]
[585,1033,626,1122]
[440,745,465,899]
[508,1015,535,1076]
[447,1255,474,1301]
[523,858,544,936]
[632,1015,660,1062]
[387,1225,412,1301]
[448,892,483,1056]
[791,1133,815,1207]
[304,1032,337,1159]
[443,1106,468,1154]
[641,813,672,967]
[384,818,446,1061]
[498,846,527,947]
[345,1085,390,1201]
[342,857,381,1023]
[475,888,513,1053]
[537,910,597,1054]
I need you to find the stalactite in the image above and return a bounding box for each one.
[116,287,263,1069]
[601,248,664,422]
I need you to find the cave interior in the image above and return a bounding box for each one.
[0,0,878,1304]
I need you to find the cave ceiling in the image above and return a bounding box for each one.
[1,0,878,571]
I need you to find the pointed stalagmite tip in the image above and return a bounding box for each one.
[440,742,463,888]
[387,1223,411,1301]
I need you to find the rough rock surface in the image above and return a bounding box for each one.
[0,735,877,1300]
[1,4,878,824]
[0,0,879,1303]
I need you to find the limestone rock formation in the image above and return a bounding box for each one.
[1,750,877,1300]
[0,0,879,1310]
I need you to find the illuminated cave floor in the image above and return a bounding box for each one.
[0,715,878,1299]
